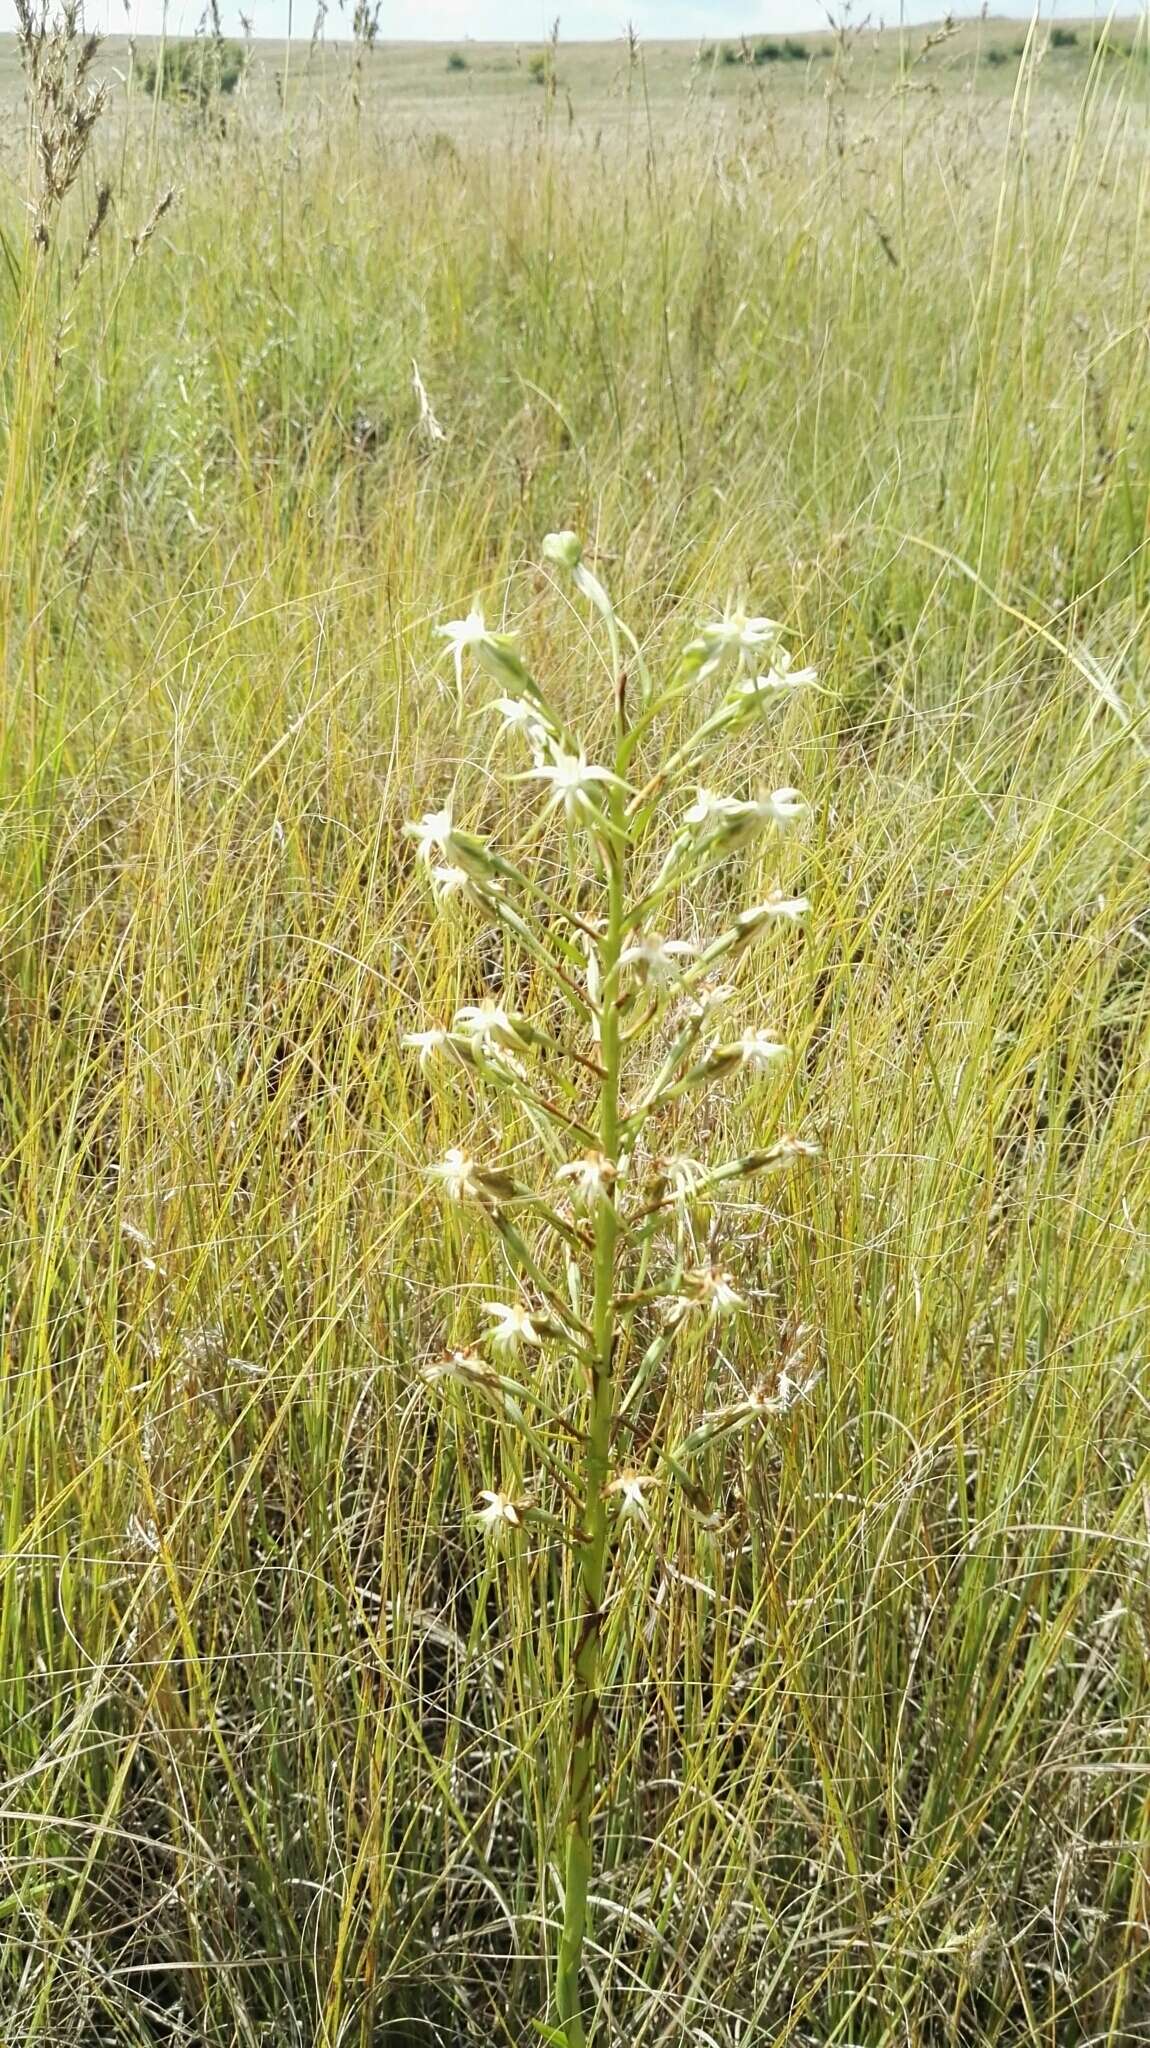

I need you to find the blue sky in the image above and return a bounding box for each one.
[1,0,1124,40]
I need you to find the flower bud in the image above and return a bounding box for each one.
[697,1044,744,1082]
[444,825,502,882]
[542,529,584,571]
[475,634,533,692]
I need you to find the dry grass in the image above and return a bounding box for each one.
[0,17,1148,2047]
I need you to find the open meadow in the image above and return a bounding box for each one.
[1,13,1149,2046]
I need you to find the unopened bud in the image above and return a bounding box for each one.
[542,529,584,571]
[699,1044,745,1082]
[474,634,533,692]
[444,826,502,882]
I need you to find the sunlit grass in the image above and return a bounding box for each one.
[0,18,1147,2045]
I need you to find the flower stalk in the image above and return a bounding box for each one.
[556,759,626,2047]
[405,534,821,2047]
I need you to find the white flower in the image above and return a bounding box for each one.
[487,694,536,728]
[486,696,552,755]
[439,609,529,693]
[691,607,785,673]
[406,806,454,864]
[738,891,810,930]
[741,1325,822,1416]
[683,787,740,831]
[759,786,809,825]
[526,747,626,826]
[453,998,531,1052]
[655,1154,709,1199]
[403,1027,451,1069]
[423,1347,497,1389]
[775,1366,818,1411]
[683,785,808,851]
[753,1361,822,1416]
[618,932,696,986]
[411,811,498,896]
[427,1148,482,1202]
[733,663,818,706]
[475,1489,528,1533]
[440,608,487,664]
[427,1150,520,1207]
[686,980,737,1021]
[604,1469,657,1528]
[766,1134,821,1164]
[556,1151,617,1209]
[482,1301,543,1352]
[735,1029,789,1072]
[429,863,475,904]
[674,1264,746,1320]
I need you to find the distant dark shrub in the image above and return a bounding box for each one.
[713,36,807,68]
[527,50,553,85]
[985,45,1009,66]
[446,50,467,71]
[137,38,244,105]
[1050,26,1077,48]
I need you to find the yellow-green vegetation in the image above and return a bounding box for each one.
[1,9,1148,2045]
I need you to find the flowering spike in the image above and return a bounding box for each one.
[403,538,821,2044]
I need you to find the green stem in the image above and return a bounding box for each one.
[555,805,625,2048]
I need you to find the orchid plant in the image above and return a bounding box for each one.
[404,533,820,2047]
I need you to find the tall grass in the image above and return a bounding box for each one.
[1,23,1148,2046]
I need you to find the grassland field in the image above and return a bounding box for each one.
[0,11,1148,2048]
[0,17,1146,122]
